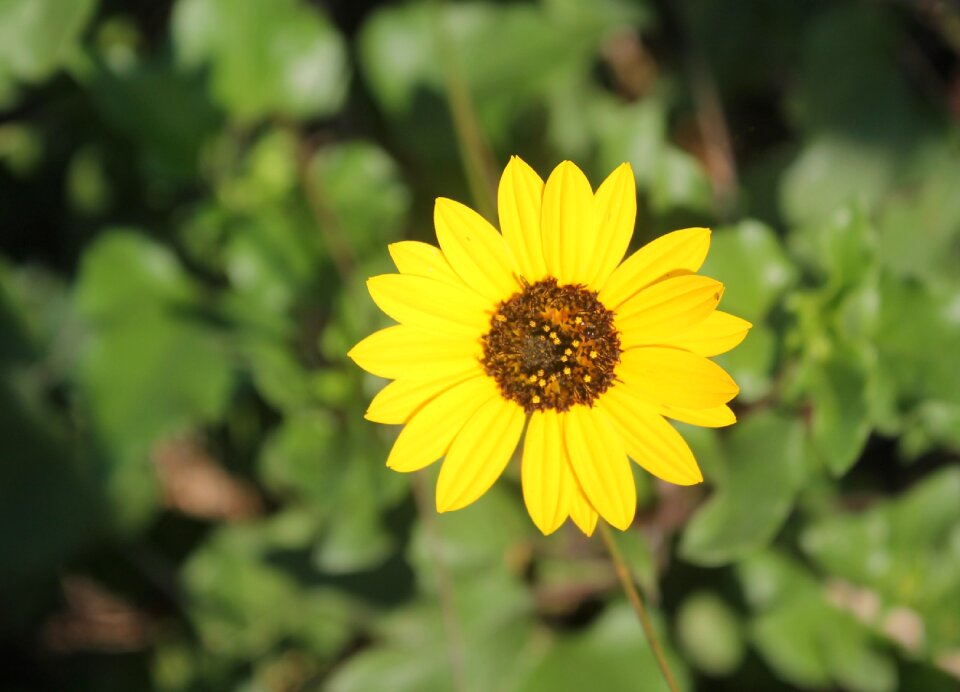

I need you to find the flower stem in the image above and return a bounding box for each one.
[430,0,498,220]
[598,523,680,692]
[411,473,467,692]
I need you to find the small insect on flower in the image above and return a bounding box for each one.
[348,157,751,536]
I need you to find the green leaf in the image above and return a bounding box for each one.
[804,344,874,477]
[408,482,530,582]
[0,0,97,84]
[74,231,198,323]
[874,276,960,434]
[649,145,713,215]
[876,145,960,284]
[780,134,896,229]
[358,0,639,151]
[172,0,350,121]
[309,140,412,258]
[73,232,234,528]
[675,591,745,676]
[701,219,796,324]
[713,322,775,405]
[518,602,689,692]
[680,412,807,566]
[182,520,357,661]
[801,468,960,616]
[328,572,538,692]
[738,552,898,692]
[751,592,896,692]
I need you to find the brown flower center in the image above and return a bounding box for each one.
[480,278,621,413]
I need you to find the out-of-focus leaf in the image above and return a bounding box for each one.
[408,482,530,582]
[738,551,898,692]
[752,591,896,692]
[309,140,412,258]
[876,147,960,284]
[789,204,876,292]
[172,0,349,121]
[649,145,712,215]
[182,520,357,661]
[701,219,796,324]
[82,58,221,183]
[680,412,807,566]
[801,468,960,653]
[358,0,639,152]
[74,231,196,322]
[328,571,537,692]
[74,231,234,528]
[676,591,745,676]
[780,135,895,229]
[0,0,97,86]
[259,408,404,574]
[806,345,873,477]
[595,97,667,189]
[714,322,775,405]
[518,602,689,692]
[873,275,960,454]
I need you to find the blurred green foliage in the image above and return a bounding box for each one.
[2,0,960,690]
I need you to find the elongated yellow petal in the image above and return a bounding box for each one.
[599,227,711,309]
[563,405,635,530]
[365,368,478,424]
[498,156,547,282]
[388,241,462,285]
[434,198,519,303]
[615,275,724,349]
[367,274,491,337]
[436,396,525,512]
[587,163,636,287]
[600,386,704,485]
[541,161,594,284]
[617,346,739,409]
[670,310,752,356]
[658,403,736,428]
[348,325,480,380]
[568,483,599,536]
[522,410,573,535]
[386,375,497,472]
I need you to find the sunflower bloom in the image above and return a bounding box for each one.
[349,157,750,536]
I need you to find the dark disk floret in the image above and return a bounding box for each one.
[481,278,621,413]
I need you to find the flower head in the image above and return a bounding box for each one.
[349,157,751,536]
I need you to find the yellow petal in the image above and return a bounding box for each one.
[541,161,594,284]
[436,396,525,512]
[498,156,548,282]
[615,275,724,349]
[388,241,461,285]
[348,325,480,380]
[600,386,704,485]
[599,227,711,309]
[434,197,519,303]
[587,163,636,287]
[366,273,491,337]
[365,368,478,424]
[522,409,574,535]
[568,483,599,536]
[617,346,740,409]
[670,310,752,356]
[563,405,635,530]
[386,375,498,472]
[658,403,736,428]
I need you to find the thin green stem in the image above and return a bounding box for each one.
[599,523,680,692]
[411,474,468,692]
[430,0,498,220]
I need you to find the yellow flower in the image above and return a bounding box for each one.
[349,157,750,536]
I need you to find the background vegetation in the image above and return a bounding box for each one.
[2,0,960,689]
